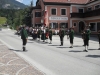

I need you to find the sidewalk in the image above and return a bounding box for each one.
[0,41,45,75]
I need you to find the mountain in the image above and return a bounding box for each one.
[0,0,27,9]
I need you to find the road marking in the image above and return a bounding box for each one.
[16,65,28,75]
[0,39,57,75]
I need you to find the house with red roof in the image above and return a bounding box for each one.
[31,0,100,33]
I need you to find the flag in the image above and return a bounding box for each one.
[44,10,48,26]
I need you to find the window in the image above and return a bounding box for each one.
[35,12,41,17]
[95,5,100,9]
[60,23,68,28]
[97,22,100,31]
[90,23,96,31]
[87,7,92,11]
[49,23,58,29]
[73,23,77,26]
[78,8,84,13]
[61,9,66,15]
[51,8,56,15]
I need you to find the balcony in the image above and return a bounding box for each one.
[70,13,84,18]
[70,8,100,18]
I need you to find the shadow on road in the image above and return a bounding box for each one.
[27,41,34,43]
[57,47,69,48]
[9,49,28,52]
[88,49,98,50]
[73,45,83,47]
[69,50,83,52]
[34,40,48,44]
[86,55,100,58]
[48,45,60,46]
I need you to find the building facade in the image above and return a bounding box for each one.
[31,0,100,33]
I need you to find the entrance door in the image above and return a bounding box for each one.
[79,21,85,32]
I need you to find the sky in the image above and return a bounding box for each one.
[16,0,36,6]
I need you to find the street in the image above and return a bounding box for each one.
[0,29,100,75]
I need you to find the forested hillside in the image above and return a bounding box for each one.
[0,0,27,9]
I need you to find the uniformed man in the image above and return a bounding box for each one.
[59,26,65,46]
[81,30,85,46]
[49,26,53,44]
[41,26,46,42]
[69,27,74,48]
[66,28,69,39]
[45,27,49,43]
[37,27,41,41]
[97,30,100,50]
[83,26,91,52]
[20,25,28,51]
[32,27,35,40]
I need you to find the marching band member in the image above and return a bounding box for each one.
[49,26,53,44]
[83,26,91,52]
[45,27,49,43]
[41,26,46,42]
[37,27,41,41]
[69,27,74,48]
[59,26,65,46]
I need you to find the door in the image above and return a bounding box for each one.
[79,21,85,32]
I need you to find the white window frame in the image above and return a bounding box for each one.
[78,8,84,13]
[51,8,57,15]
[89,22,97,32]
[94,4,100,9]
[60,8,67,16]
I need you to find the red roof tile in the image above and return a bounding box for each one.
[43,0,91,4]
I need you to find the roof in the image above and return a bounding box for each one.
[43,0,95,4]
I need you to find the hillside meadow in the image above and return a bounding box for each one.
[0,17,7,25]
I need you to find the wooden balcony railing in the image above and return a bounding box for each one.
[70,8,100,18]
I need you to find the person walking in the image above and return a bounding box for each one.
[37,27,41,41]
[81,30,85,46]
[97,30,100,50]
[83,26,91,52]
[20,25,28,51]
[69,27,74,48]
[45,27,49,43]
[49,26,53,44]
[59,26,65,46]
[41,26,46,42]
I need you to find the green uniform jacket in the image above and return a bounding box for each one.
[85,30,91,40]
[37,30,41,35]
[69,30,74,39]
[49,29,52,36]
[59,29,65,37]
[21,28,28,39]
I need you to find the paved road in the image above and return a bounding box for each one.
[0,29,100,75]
[0,41,44,75]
